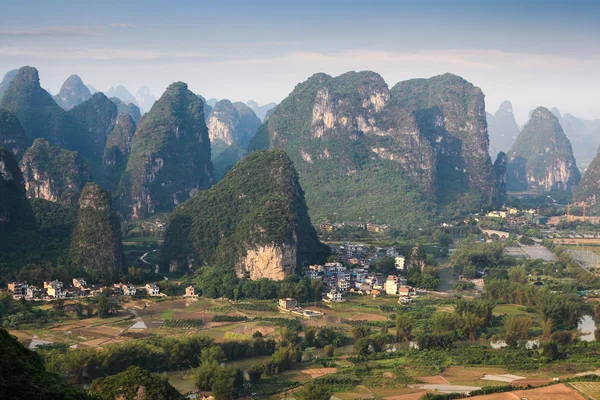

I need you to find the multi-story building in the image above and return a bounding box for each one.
[384,276,399,295]
[7,282,28,297]
[46,281,66,299]
[145,284,160,296]
[278,298,298,310]
[185,286,196,297]
[395,256,406,271]
[72,278,87,288]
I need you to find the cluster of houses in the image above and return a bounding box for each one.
[6,278,163,301]
[306,259,418,303]
[319,221,390,233]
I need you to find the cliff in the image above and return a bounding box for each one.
[486,100,520,156]
[162,150,328,278]
[249,71,493,227]
[0,109,28,158]
[507,107,580,193]
[573,147,600,210]
[390,73,494,207]
[102,113,136,191]
[68,92,118,170]
[20,139,91,205]
[0,147,38,266]
[70,183,125,281]
[207,100,261,180]
[117,82,214,219]
[53,74,92,110]
[0,69,18,102]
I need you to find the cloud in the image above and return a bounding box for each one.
[0,27,92,38]
[108,23,137,28]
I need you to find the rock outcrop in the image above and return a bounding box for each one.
[493,152,507,207]
[507,107,580,192]
[0,109,27,158]
[573,147,600,210]
[391,73,494,206]
[68,92,118,166]
[135,85,155,113]
[70,183,124,280]
[486,101,520,156]
[53,74,92,110]
[0,69,18,102]
[106,85,138,107]
[110,97,141,123]
[102,113,136,191]
[117,82,213,219]
[207,100,261,180]
[249,71,493,227]
[162,149,328,277]
[0,66,73,146]
[20,139,91,205]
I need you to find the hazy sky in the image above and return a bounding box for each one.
[1,0,599,123]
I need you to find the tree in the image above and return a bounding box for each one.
[52,299,65,317]
[299,381,333,400]
[324,344,335,357]
[541,318,553,340]
[504,315,532,347]
[247,364,263,383]
[316,327,336,347]
[212,370,235,400]
[88,366,184,400]
[304,326,317,347]
[395,314,414,342]
[351,324,372,341]
[459,312,484,341]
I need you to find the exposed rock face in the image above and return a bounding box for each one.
[53,74,92,110]
[493,152,507,207]
[0,148,38,264]
[246,99,277,121]
[20,139,91,205]
[573,147,600,210]
[207,100,261,148]
[110,97,141,123]
[552,110,600,170]
[507,107,580,192]
[86,84,98,94]
[102,113,136,191]
[135,85,156,113]
[487,100,520,156]
[162,150,328,278]
[391,73,494,206]
[207,100,261,180]
[106,85,138,107]
[0,66,73,146]
[71,183,124,280]
[249,71,491,227]
[117,82,214,219]
[0,109,27,158]
[68,92,118,165]
[236,242,297,280]
[0,69,18,102]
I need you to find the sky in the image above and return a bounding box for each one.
[0,0,599,123]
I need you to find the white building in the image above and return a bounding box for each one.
[325,291,344,302]
[145,284,160,296]
[395,256,406,271]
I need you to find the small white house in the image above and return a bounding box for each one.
[145,283,160,296]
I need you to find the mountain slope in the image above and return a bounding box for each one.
[70,183,124,281]
[0,109,28,158]
[102,113,136,191]
[0,69,18,102]
[162,149,329,278]
[106,85,138,106]
[20,139,91,205]
[486,100,519,156]
[117,82,214,219]
[53,74,92,110]
[507,107,580,192]
[246,99,277,121]
[573,147,600,212]
[135,85,156,113]
[390,73,494,206]
[0,66,73,146]
[0,147,38,267]
[110,97,141,123]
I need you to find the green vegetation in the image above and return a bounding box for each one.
[507,107,580,193]
[0,328,88,399]
[162,149,329,273]
[117,81,213,219]
[163,319,205,328]
[88,366,184,400]
[0,108,27,157]
[70,183,125,282]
